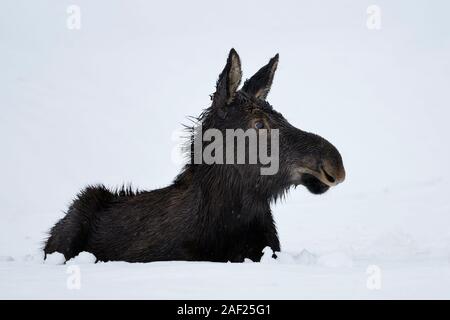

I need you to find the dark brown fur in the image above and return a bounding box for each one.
[44,49,345,263]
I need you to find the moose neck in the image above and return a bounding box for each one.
[174,164,274,222]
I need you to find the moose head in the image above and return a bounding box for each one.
[189,49,345,200]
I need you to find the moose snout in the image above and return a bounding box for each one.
[320,159,346,186]
[291,131,346,190]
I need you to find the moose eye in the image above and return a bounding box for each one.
[254,121,264,129]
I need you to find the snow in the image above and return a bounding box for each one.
[1,0,450,299]
[0,256,14,262]
[1,256,449,299]
[66,252,97,265]
[44,253,65,265]
[317,252,353,268]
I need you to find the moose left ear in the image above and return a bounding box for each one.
[213,49,242,108]
[242,54,279,100]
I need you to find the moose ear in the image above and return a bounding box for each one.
[242,54,279,100]
[212,49,242,108]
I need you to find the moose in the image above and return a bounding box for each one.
[44,49,345,263]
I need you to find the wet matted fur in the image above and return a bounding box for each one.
[44,49,345,263]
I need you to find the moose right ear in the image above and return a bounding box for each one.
[212,49,242,110]
[242,53,279,100]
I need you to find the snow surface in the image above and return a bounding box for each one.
[1,0,450,299]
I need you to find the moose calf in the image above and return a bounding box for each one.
[44,49,345,263]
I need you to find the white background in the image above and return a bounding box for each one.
[0,0,449,299]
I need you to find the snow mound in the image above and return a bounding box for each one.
[66,252,96,264]
[260,247,277,264]
[44,252,65,265]
[258,247,352,268]
[274,251,297,264]
[294,249,318,265]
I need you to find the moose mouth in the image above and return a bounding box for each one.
[299,173,330,194]
[294,166,339,195]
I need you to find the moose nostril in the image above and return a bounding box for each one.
[321,167,336,184]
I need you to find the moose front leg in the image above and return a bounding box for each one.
[263,221,281,259]
[229,220,280,262]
